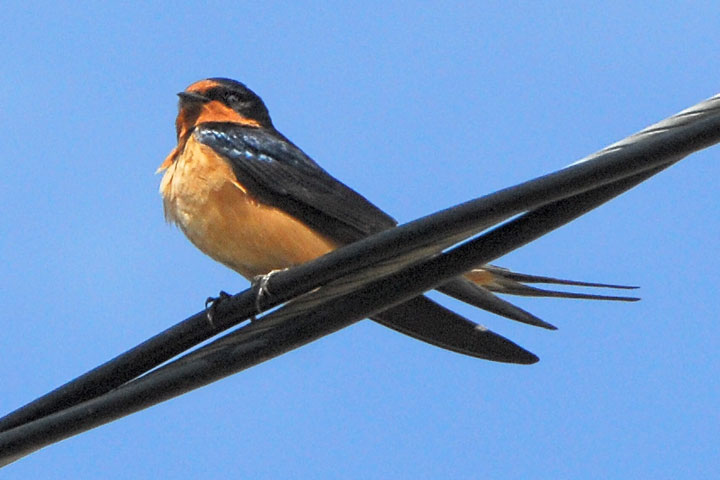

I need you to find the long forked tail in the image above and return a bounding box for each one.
[465,265,640,302]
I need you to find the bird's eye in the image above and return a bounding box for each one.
[225,93,240,104]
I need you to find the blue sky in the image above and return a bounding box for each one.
[1,2,718,478]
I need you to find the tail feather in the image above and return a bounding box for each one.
[484,281,641,301]
[438,279,557,330]
[482,264,639,289]
[465,265,640,301]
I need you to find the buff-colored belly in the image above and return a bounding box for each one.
[159,136,339,279]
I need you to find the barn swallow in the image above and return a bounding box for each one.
[159,78,637,364]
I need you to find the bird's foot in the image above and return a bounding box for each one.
[251,269,286,314]
[205,290,231,326]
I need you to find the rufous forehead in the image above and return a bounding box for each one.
[185,79,222,95]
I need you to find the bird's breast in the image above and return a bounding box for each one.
[159,135,339,279]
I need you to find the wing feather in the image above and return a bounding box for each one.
[194,123,396,244]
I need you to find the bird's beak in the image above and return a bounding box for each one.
[177,91,210,105]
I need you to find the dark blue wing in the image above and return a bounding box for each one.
[194,123,396,244]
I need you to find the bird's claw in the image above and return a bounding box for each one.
[205,290,231,326]
[252,269,285,314]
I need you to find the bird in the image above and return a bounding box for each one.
[158,77,638,364]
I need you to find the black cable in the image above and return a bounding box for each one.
[1,92,718,466]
